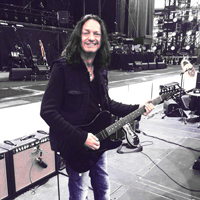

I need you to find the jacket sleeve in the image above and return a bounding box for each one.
[109,99,140,119]
[40,61,88,149]
[101,69,141,120]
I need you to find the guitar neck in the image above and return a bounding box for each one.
[96,95,162,142]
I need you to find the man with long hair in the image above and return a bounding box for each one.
[40,14,154,199]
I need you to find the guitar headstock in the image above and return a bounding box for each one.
[159,82,185,103]
[160,87,183,102]
[160,90,175,101]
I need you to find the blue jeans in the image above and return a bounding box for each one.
[66,152,110,200]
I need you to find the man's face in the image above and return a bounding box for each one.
[81,19,101,54]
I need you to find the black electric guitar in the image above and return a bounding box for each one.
[60,91,175,173]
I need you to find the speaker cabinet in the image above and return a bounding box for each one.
[141,63,148,70]
[157,62,167,69]
[36,65,50,75]
[193,156,200,170]
[163,99,185,117]
[9,68,33,81]
[148,62,157,70]
[133,61,142,71]
[57,11,69,26]
[0,148,12,200]
[0,132,56,197]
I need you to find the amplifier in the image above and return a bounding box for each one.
[36,65,50,75]
[0,148,12,200]
[9,68,33,81]
[163,99,180,117]
[0,131,56,197]
[141,63,148,70]
[148,62,157,70]
[157,62,167,69]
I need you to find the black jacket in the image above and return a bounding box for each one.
[40,58,140,152]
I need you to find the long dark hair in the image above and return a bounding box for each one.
[62,14,111,68]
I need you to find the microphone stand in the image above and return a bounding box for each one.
[11,25,28,68]
[178,68,192,124]
[114,22,118,33]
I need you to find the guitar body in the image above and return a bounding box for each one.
[60,111,122,173]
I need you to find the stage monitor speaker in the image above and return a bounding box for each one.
[141,63,148,70]
[157,62,167,69]
[36,65,50,75]
[134,61,142,66]
[0,131,56,196]
[9,68,32,81]
[133,61,142,71]
[163,99,186,117]
[0,148,13,200]
[148,62,157,70]
[193,156,200,170]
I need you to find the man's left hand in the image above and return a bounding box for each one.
[139,100,154,116]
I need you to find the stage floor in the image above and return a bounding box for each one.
[1,64,200,199]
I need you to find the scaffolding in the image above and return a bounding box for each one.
[153,0,200,64]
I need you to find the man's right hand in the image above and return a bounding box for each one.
[84,133,100,150]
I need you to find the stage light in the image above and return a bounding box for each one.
[173,17,181,23]
[16,24,24,27]
[39,2,44,9]
[172,32,177,37]
[187,30,192,36]
[185,45,190,50]
[0,22,8,26]
[171,46,175,51]
[34,18,38,23]
[152,46,157,51]
[189,16,194,22]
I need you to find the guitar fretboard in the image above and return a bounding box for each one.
[96,95,163,142]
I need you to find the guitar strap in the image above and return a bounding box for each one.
[99,69,110,110]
